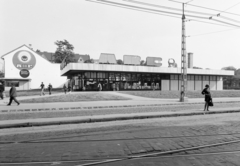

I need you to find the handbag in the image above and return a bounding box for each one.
[208,100,214,107]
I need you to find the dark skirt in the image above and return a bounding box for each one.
[205,94,211,103]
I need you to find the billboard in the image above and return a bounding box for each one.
[123,55,140,65]
[146,57,162,67]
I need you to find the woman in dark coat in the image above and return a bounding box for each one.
[7,84,20,106]
[202,84,212,111]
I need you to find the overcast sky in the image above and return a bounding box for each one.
[1,0,240,69]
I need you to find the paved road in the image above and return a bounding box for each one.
[1,113,240,165]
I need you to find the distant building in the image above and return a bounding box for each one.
[1,45,67,90]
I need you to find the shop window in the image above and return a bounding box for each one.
[195,75,202,81]
[6,81,19,87]
[171,75,179,80]
[187,75,194,80]
[162,74,170,80]
[115,73,121,81]
[109,73,115,81]
[210,76,217,81]
[203,75,210,81]
[84,72,90,79]
[91,72,96,78]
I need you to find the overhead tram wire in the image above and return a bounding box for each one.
[97,0,240,27]
[86,0,181,19]
[86,0,240,28]
[168,0,240,17]
[122,0,215,16]
[97,0,208,19]
[187,28,240,37]
[123,0,240,26]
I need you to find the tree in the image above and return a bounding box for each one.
[84,59,94,63]
[221,66,236,71]
[117,59,123,65]
[235,68,240,77]
[53,40,75,63]
[140,60,146,66]
[193,66,202,69]
[0,71,4,78]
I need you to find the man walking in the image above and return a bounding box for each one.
[0,82,4,100]
[40,82,45,96]
[48,83,53,95]
[7,84,20,106]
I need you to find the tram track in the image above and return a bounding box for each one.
[0,131,240,144]
[1,140,240,165]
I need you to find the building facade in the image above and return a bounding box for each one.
[61,63,234,91]
[1,45,67,90]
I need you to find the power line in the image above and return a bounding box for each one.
[186,19,235,28]
[86,0,240,28]
[124,0,240,26]
[86,0,181,19]
[97,0,210,20]
[97,0,240,27]
[169,0,240,17]
[211,18,240,27]
[123,0,215,16]
[187,28,240,37]
[223,1,240,12]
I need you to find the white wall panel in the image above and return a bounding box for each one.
[203,81,210,89]
[195,81,202,90]
[210,81,217,90]
[217,81,223,90]
[170,80,178,90]
[187,80,194,90]
[162,80,169,91]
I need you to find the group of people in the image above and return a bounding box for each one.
[3,80,213,111]
[40,82,53,96]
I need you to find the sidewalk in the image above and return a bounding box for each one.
[1,91,240,129]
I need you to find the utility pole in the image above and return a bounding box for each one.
[180,3,188,102]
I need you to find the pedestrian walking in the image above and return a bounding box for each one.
[48,83,53,95]
[202,84,212,112]
[68,84,71,93]
[7,84,20,106]
[63,84,67,94]
[97,82,102,91]
[151,82,155,90]
[40,82,45,96]
[0,82,4,100]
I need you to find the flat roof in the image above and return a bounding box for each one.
[61,63,234,77]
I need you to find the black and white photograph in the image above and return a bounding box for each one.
[1,0,240,165]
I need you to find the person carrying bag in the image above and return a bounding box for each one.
[202,84,213,112]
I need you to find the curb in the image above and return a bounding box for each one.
[1,109,240,129]
[1,101,240,113]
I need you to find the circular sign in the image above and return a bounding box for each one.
[19,69,30,78]
[13,50,36,70]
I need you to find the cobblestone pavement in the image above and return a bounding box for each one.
[1,113,240,165]
[1,102,240,120]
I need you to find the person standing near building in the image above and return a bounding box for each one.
[0,82,4,100]
[98,82,102,91]
[48,83,53,95]
[7,84,20,106]
[63,84,67,94]
[40,82,45,96]
[202,84,212,112]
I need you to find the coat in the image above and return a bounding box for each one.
[9,86,17,97]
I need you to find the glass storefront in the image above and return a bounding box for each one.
[68,72,170,91]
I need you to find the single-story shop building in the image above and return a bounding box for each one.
[60,54,234,91]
